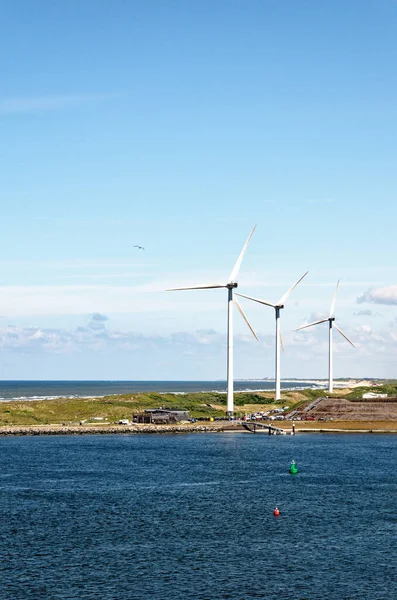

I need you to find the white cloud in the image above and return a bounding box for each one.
[358,285,397,305]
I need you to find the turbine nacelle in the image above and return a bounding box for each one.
[236,272,308,312]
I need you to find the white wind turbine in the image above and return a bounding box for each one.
[237,272,308,401]
[295,280,355,394]
[168,226,258,414]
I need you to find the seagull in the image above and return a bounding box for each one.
[133,245,145,250]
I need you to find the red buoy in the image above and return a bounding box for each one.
[273,507,280,516]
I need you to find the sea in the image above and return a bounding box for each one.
[0,432,395,599]
[0,379,325,401]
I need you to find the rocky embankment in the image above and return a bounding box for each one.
[0,422,245,436]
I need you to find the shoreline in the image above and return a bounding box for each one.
[0,378,374,402]
[1,421,397,436]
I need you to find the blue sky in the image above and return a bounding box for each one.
[1,0,397,379]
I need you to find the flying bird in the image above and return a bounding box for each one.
[134,245,145,250]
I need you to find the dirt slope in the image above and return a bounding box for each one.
[289,397,397,421]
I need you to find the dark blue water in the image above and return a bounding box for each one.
[0,433,395,599]
[0,380,323,401]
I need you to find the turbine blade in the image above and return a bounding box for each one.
[334,323,355,347]
[167,284,226,291]
[294,319,328,331]
[228,225,256,283]
[280,328,285,353]
[278,271,309,306]
[236,293,276,308]
[329,279,340,318]
[234,297,259,342]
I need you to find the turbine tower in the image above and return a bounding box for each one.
[295,280,355,393]
[168,226,258,414]
[237,272,308,400]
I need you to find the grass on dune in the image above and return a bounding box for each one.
[0,391,298,426]
[2,385,394,427]
[344,384,397,400]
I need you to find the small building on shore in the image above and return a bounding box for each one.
[133,409,189,424]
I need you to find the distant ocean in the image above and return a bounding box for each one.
[0,380,325,401]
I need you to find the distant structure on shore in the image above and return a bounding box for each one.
[133,409,189,424]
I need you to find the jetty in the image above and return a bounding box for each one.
[241,421,289,435]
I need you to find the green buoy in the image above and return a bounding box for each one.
[289,460,298,474]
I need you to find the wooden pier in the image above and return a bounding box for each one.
[241,421,290,435]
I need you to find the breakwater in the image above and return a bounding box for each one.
[0,423,245,436]
[1,422,396,436]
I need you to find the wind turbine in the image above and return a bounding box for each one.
[295,280,355,394]
[237,272,308,400]
[168,226,258,414]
